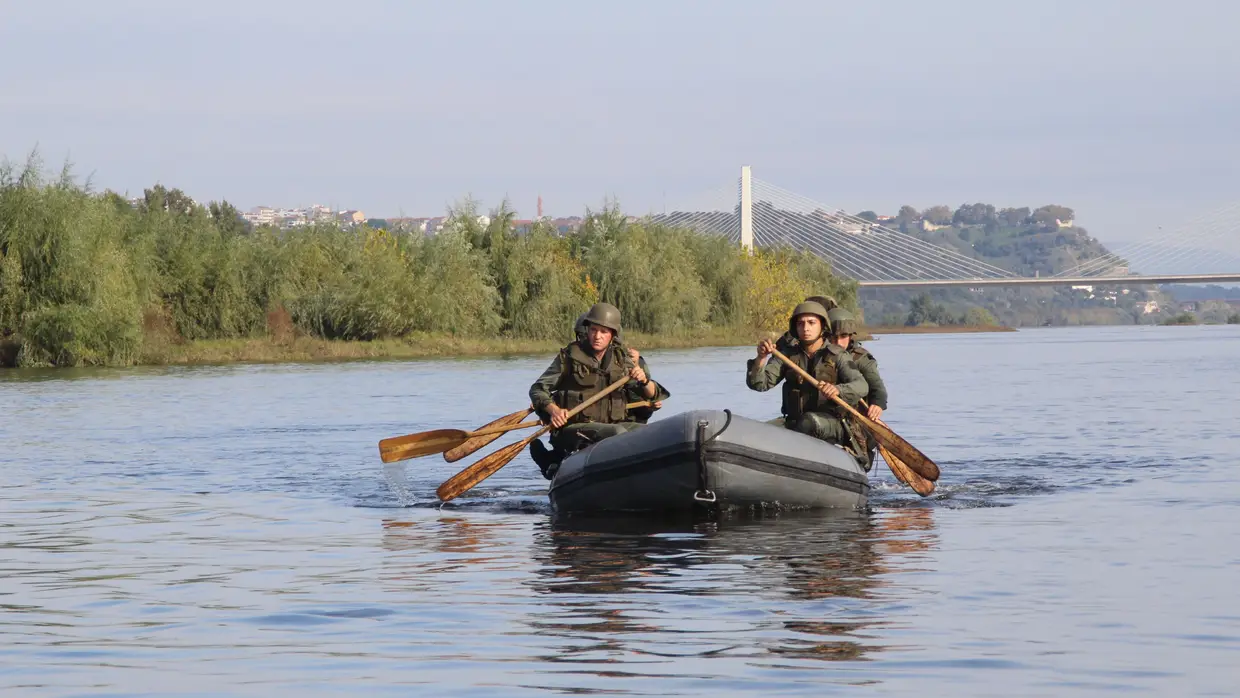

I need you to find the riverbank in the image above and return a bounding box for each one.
[3,324,1020,367]
[133,327,763,366]
[867,324,1017,335]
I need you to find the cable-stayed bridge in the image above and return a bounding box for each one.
[653,167,1240,288]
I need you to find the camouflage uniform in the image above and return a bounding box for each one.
[828,308,886,470]
[848,341,887,413]
[529,341,648,455]
[747,301,869,462]
[528,303,662,478]
[573,312,670,424]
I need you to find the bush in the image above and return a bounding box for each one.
[1162,312,1197,326]
[962,307,999,326]
[0,155,856,365]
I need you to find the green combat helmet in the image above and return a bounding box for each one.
[575,311,625,343]
[790,300,830,327]
[582,302,622,334]
[788,300,830,338]
[805,295,838,312]
[827,308,859,337]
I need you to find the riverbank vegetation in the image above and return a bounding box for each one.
[0,154,854,367]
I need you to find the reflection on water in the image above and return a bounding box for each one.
[379,508,939,672]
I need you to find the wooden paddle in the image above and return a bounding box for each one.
[435,375,632,503]
[769,347,940,481]
[380,400,664,464]
[446,400,661,462]
[861,399,935,496]
[443,407,534,463]
[379,416,542,463]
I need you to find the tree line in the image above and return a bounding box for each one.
[0,155,855,367]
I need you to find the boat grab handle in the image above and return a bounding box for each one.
[694,410,732,504]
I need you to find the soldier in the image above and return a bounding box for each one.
[826,307,886,470]
[571,313,670,424]
[529,303,663,479]
[746,300,870,463]
[827,308,887,421]
[774,295,838,356]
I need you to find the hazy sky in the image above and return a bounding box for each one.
[3,0,1237,243]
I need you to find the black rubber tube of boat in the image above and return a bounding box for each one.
[694,410,732,503]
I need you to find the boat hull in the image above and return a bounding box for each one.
[549,409,869,515]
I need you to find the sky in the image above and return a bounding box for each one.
[2,0,1238,245]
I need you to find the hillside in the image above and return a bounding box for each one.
[857,204,1166,328]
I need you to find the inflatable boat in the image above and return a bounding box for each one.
[548,409,869,515]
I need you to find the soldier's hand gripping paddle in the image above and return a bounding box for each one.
[769,348,940,482]
[861,399,935,496]
[445,400,659,463]
[435,375,632,503]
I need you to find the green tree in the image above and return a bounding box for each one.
[209,200,251,237]
[921,205,952,225]
[906,294,952,326]
[962,306,998,326]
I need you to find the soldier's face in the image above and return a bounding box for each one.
[587,324,614,352]
[795,315,822,343]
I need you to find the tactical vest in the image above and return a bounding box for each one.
[555,341,632,424]
[849,343,872,363]
[781,344,846,421]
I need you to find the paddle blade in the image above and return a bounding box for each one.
[378,429,470,463]
[861,416,940,481]
[443,407,533,463]
[878,444,935,496]
[436,434,537,502]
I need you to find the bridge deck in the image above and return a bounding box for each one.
[857,273,1240,288]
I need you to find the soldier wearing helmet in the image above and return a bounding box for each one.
[774,295,838,356]
[746,300,870,463]
[528,302,663,479]
[573,312,670,424]
[827,307,887,470]
[827,308,887,421]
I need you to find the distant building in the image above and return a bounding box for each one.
[337,210,365,225]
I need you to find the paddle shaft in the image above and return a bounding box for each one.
[767,347,940,481]
[436,374,633,502]
[455,400,658,439]
[768,347,872,428]
[466,399,659,436]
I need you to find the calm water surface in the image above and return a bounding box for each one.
[2,325,1238,696]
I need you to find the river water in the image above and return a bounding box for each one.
[2,325,1238,696]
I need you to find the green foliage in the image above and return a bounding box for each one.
[962,306,999,326]
[1228,313,1240,324]
[863,200,1132,328]
[905,296,1001,327]
[1162,312,1197,326]
[0,156,854,366]
[905,294,953,326]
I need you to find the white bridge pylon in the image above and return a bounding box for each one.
[652,166,1016,283]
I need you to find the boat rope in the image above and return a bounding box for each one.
[693,410,732,504]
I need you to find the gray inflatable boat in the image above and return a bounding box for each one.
[548,409,869,515]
